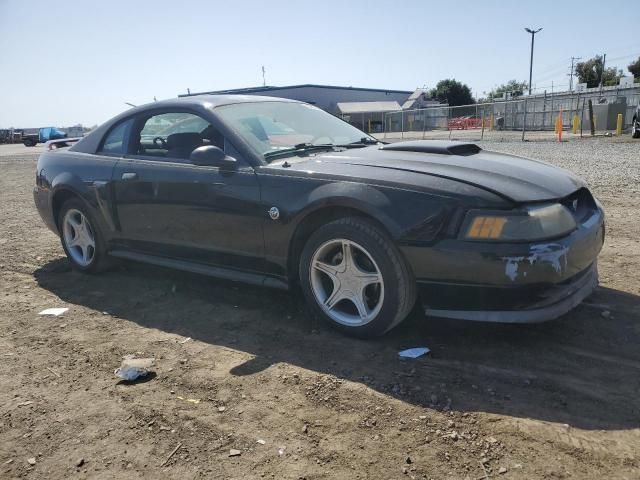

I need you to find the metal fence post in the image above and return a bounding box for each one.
[532,98,536,130]
[382,112,386,138]
[580,98,585,138]
[522,98,527,141]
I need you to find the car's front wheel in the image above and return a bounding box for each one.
[299,217,416,338]
[58,198,109,273]
[632,118,640,139]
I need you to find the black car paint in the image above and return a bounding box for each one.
[34,95,605,320]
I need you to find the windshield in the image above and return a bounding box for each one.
[215,102,376,162]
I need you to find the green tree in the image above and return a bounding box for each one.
[628,57,640,82]
[575,55,624,88]
[485,80,528,101]
[429,79,474,106]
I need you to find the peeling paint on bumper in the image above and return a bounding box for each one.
[404,207,604,322]
[424,263,598,323]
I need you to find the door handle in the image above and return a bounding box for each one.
[121,172,138,180]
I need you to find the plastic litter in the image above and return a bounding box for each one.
[38,307,68,316]
[176,396,201,404]
[398,347,430,359]
[114,357,155,381]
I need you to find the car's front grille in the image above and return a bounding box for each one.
[561,188,598,224]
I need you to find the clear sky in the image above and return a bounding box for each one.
[1,0,638,127]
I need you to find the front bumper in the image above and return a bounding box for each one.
[402,207,605,323]
[423,263,597,323]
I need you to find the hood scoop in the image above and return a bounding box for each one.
[380,140,481,156]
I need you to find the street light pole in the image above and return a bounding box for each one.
[525,27,542,95]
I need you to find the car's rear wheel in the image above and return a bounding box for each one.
[299,217,416,338]
[632,118,640,139]
[58,199,108,273]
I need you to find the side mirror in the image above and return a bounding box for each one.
[190,145,237,168]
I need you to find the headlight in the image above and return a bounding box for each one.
[462,204,577,241]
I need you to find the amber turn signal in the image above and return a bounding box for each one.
[466,216,507,239]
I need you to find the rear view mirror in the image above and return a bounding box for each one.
[190,145,236,168]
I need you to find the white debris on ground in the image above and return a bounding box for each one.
[38,307,68,316]
[114,357,155,381]
[398,347,430,359]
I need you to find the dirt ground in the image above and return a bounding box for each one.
[1,141,639,480]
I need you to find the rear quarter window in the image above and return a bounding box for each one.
[100,119,133,154]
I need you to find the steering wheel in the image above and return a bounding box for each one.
[153,136,167,148]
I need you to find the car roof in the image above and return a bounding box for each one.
[70,95,302,154]
[133,94,301,112]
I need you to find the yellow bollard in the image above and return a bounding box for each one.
[489,113,494,131]
[616,113,623,136]
[557,109,563,142]
[572,115,579,134]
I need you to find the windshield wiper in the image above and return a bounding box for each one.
[263,143,337,160]
[335,137,380,148]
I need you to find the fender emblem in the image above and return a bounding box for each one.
[268,207,280,220]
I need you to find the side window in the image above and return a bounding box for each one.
[100,119,132,154]
[134,112,224,161]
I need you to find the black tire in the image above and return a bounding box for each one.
[57,198,110,273]
[24,139,35,147]
[632,118,640,139]
[299,216,416,338]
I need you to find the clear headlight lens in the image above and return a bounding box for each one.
[463,203,577,241]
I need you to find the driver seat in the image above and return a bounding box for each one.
[166,132,203,159]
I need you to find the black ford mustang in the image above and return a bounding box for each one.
[34,95,605,337]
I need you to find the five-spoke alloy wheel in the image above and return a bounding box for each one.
[300,217,416,337]
[58,198,108,273]
[310,239,385,327]
[62,208,96,267]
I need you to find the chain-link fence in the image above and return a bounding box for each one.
[377,87,640,142]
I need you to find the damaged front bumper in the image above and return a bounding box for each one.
[402,207,605,323]
[422,263,598,323]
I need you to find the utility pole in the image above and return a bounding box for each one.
[599,54,606,93]
[525,27,543,95]
[261,66,266,87]
[568,56,581,91]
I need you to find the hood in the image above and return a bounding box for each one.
[305,141,584,203]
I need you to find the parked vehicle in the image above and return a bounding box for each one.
[0,129,14,144]
[632,104,640,139]
[0,129,24,144]
[23,127,68,147]
[33,96,605,337]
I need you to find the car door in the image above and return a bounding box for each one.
[111,110,265,273]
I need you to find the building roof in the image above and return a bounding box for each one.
[181,84,413,97]
[402,88,438,109]
[406,88,428,101]
[336,101,402,114]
